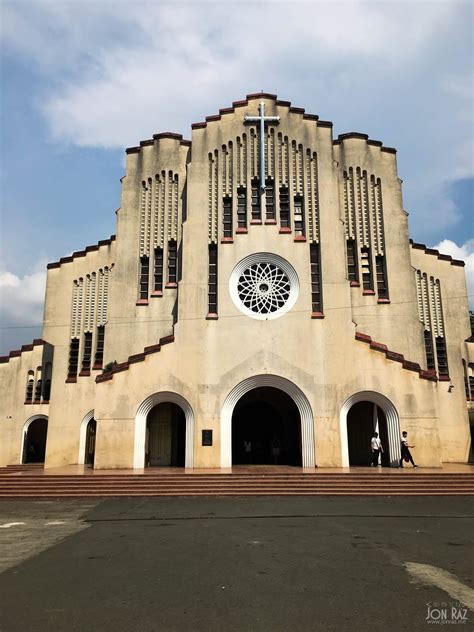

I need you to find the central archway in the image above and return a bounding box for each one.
[232,387,302,466]
[221,375,315,468]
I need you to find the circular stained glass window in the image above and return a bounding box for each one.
[229,253,299,320]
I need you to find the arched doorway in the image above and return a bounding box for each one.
[340,391,401,467]
[84,418,97,466]
[134,392,195,469]
[145,403,186,467]
[346,402,390,467]
[22,416,48,464]
[221,375,315,468]
[232,387,302,466]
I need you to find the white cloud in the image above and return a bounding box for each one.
[1,0,472,242]
[433,239,474,309]
[0,264,47,328]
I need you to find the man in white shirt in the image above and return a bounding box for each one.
[370,432,383,467]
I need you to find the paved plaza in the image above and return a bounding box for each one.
[0,496,473,631]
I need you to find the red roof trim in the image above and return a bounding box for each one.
[0,339,48,365]
[96,334,175,383]
[409,240,465,267]
[356,332,438,381]
[47,236,116,270]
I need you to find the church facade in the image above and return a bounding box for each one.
[1,93,472,471]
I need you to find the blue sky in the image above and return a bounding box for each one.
[0,0,473,354]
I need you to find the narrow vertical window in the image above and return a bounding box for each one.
[34,367,42,403]
[208,244,218,317]
[81,332,93,374]
[167,240,178,286]
[223,195,233,239]
[25,371,34,403]
[310,243,323,315]
[346,239,359,284]
[294,195,305,237]
[361,248,373,292]
[153,247,163,293]
[43,363,52,401]
[279,186,290,230]
[67,338,80,380]
[237,186,247,230]
[265,178,275,222]
[435,337,449,377]
[423,330,435,370]
[251,177,261,222]
[375,255,389,299]
[139,256,149,301]
[94,325,105,369]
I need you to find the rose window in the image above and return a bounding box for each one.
[229,253,299,320]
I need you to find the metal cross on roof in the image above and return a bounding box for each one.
[244,101,280,191]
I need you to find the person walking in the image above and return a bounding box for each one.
[370,432,383,467]
[399,431,417,468]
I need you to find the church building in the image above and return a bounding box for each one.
[1,93,472,471]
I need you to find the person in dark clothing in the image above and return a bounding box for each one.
[399,431,417,468]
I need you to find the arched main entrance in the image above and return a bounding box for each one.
[22,415,48,464]
[232,387,302,466]
[146,403,185,467]
[340,391,401,467]
[221,375,315,468]
[134,392,195,469]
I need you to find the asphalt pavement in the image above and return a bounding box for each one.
[0,496,473,631]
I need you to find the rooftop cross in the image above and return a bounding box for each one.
[244,101,280,191]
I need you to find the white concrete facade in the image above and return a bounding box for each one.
[0,93,472,471]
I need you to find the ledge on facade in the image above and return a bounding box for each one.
[311,312,324,319]
[79,370,91,377]
[236,228,248,234]
[0,339,47,364]
[206,313,219,320]
[126,132,191,154]
[294,236,307,242]
[191,93,322,132]
[355,331,439,382]
[95,334,175,384]
[333,132,396,153]
[150,291,163,297]
[279,227,291,234]
[221,237,234,244]
[47,235,116,270]
[363,290,376,295]
[250,219,263,225]
[377,298,391,304]
[409,240,465,267]
[165,282,178,289]
[136,299,149,306]
[264,220,277,225]
[65,376,77,383]
[438,375,451,382]
[350,281,360,287]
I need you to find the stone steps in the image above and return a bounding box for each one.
[0,471,473,497]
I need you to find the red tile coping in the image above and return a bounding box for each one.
[409,240,465,267]
[333,132,396,154]
[96,335,175,383]
[47,235,116,270]
[126,132,191,154]
[355,332,438,382]
[191,93,323,131]
[0,339,47,364]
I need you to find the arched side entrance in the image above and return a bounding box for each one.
[221,375,315,468]
[134,392,194,469]
[145,403,185,467]
[78,410,95,465]
[232,387,302,466]
[340,391,401,467]
[21,415,48,464]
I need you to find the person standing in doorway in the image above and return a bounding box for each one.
[399,431,417,468]
[370,432,383,467]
